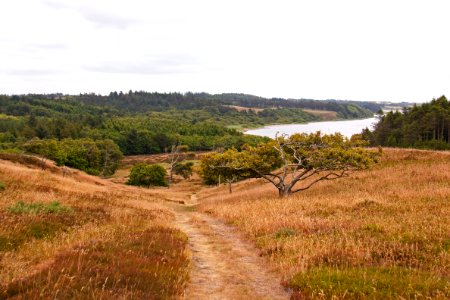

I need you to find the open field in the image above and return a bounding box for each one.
[301,109,338,120]
[197,149,450,299]
[223,106,338,122]
[0,157,189,299]
[223,105,265,113]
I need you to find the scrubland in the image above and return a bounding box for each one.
[198,149,450,299]
[2,148,450,299]
[0,156,189,299]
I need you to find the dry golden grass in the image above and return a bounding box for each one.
[0,158,189,298]
[223,105,338,121]
[198,148,450,299]
[223,105,265,113]
[302,109,338,120]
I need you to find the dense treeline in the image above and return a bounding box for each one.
[79,91,375,118]
[0,94,270,156]
[0,92,375,117]
[0,92,374,158]
[22,138,122,176]
[363,96,450,150]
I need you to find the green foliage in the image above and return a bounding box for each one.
[0,93,372,156]
[289,266,449,299]
[200,132,379,196]
[368,96,450,150]
[22,138,122,176]
[95,139,124,176]
[127,163,168,187]
[199,148,261,185]
[8,201,72,214]
[173,161,194,179]
[0,181,5,191]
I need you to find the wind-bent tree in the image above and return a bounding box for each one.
[200,132,379,197]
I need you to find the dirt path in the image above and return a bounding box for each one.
[174,204,290,300]
[123,175,289,299]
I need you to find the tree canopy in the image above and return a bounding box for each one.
[365,96,450,150]
[22,138,122,176]
[0,92,377,178]
[127,163,168,187]
[200,132,379,197]
[0,92,374,156]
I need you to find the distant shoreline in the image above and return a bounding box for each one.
[244,117,377,138]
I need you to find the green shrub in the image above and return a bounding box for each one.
[127,163,168,187]
[0,182,5,191]
[173,161,194,179]
[8,201,72,214]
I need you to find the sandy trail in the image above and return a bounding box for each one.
[125,177,290,300]
[172,195,289,299]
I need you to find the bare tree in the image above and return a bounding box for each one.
[167,144,188,188]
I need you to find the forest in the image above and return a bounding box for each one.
[363,95,450,150]
[0,92,375,174]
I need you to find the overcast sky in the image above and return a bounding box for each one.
[0,0,449,102]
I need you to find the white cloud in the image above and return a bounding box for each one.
[0,0,449,102]
[42,0,139,29]
[84,54,201,74]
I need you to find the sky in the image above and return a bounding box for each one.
[0,0,449,102]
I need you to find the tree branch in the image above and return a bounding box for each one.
[291,170,349,193]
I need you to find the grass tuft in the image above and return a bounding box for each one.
[352,199,382,211]
[7,201,72,214]
[0,207,109,252]
[274,227,297,239]
[361,223,385,234]
[290,266,450,299]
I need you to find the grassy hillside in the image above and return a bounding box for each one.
[0,157,189,299]
[198,149,450,299]
[3,146,448,298]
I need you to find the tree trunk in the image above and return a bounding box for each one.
[278,186,292,198]
[228,181,232,194]
[168,168,173,188]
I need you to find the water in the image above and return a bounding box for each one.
[245,117,378,138]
